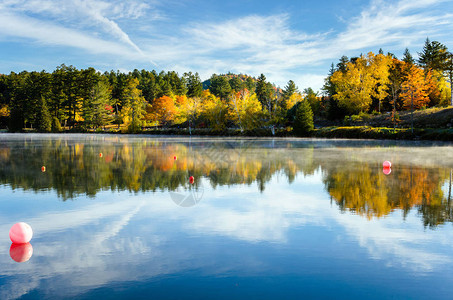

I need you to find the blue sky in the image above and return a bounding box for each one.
[0,0,452,91]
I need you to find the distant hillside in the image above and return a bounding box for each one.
[202,73,257,90]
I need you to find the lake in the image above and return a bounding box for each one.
[1,134,453,299]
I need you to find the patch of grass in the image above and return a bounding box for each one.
[313,126,453,141]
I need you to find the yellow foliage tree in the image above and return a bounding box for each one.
[200,91,227,130]
[227,89,262,131]
[370,53,391,112]
[287,93,303,110]
[331,52,390,114]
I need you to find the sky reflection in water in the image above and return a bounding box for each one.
[0,134,453,299]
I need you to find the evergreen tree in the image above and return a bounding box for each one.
[402,48,415,64]
[245,77,256,93]
[83,79,112,129]
[52,117,62,132]
[336,56,349,73]
[293,99,314,135]
[418,38,448,71]
[255,73,268,106]
[209,75,231,100]
[184,72,203,98]
[122,78,146,133]
[36,96,51,132]
[282,80,298,100]
[229,76,244,92]
[280,80,298,117]
[303,87,320,115]
[322,63,336,97]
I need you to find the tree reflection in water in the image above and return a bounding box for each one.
[0,135,452,228]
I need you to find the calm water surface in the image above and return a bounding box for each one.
[1,134,453,299]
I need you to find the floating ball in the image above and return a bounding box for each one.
[189,176,195,184]
[383,161,392,168]
[10,243,33,263]
[99,153,103,158]
[383,167,392,175]
[174,156,177,160]
[41,166,46,172]
[9,222,33,244]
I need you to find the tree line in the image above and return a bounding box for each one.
[0,67,315,134]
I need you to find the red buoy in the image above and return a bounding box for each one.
[189,176,194,184]
[41,166,46,172]
[10,243,33,263]
[383,167,392,175]
[383,161,392,168]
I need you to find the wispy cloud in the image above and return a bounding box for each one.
[0,0,452,89]
[141,0,452,88]
[0,0,157,64]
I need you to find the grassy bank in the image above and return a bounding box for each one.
[313,126,453,141]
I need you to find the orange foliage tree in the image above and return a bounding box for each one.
[400,65,430,110]
[148,96,177,126]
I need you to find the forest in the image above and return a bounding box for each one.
[0,38,452,134]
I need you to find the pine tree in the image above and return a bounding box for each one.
[418,38,448,72]
[122,78,146,132]
[209,75,231,100]
[402,48,415,65]
[255,73,268,106]
[185,72,203,98]
[282,80,298,100]
[36,96,51,132]
[293,99,314,136]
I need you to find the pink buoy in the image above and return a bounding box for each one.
[9,222,33,244]
[383,167,392,175]
[189,176,194,184]
[383,161,392,168]
[10,243,33,263]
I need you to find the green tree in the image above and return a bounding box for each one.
[121,78,146,132]
[83,79,112,129]
[293,99,314,135]
[36,96,51,132]
[418,38,448,72]
[209,75,231,100]
[184,72,203,98]
[229,76,245,92]
[304,87,320,115]
[245,77,256,93]
[403,48,415,65]
[255,74,270,107]
[282,80,298,100]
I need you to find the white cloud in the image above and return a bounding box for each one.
[0,12,138,57]
[0,0,157,64]
[0,0,452,90]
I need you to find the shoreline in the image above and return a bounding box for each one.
[2,126,453,141]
